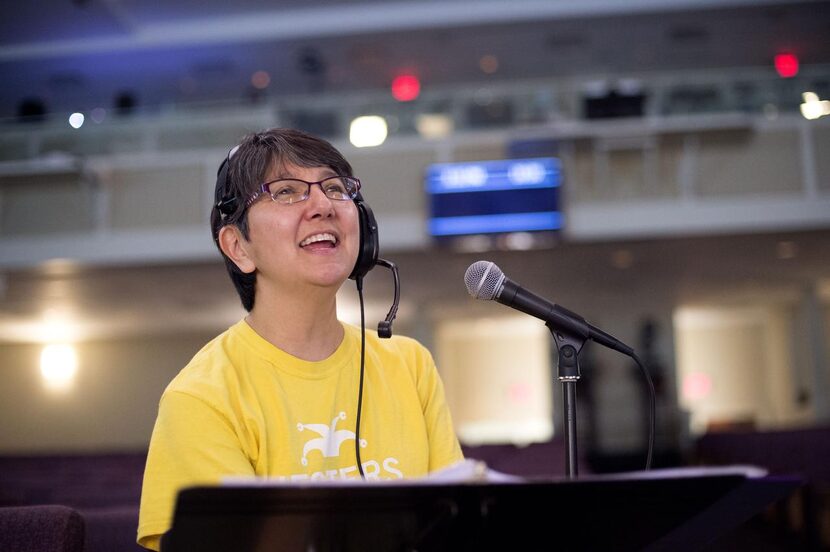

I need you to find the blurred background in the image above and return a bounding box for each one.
[0,0,829,549]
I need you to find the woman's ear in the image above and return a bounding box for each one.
[218,225,256,274]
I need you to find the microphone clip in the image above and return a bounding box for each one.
[547,323,585,382]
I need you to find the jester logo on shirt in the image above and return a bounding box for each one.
[297,411,368,466]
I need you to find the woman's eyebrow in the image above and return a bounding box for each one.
[272,168,338,180]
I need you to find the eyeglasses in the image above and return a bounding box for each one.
[246,176,361,207]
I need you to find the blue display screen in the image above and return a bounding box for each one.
[425,158,562,237]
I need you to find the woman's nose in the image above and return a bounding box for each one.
[306,183,335,217]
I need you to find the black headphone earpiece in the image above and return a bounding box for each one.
[214,146,241,221]
[350,193,398,338]
[349,193,379,281]
[215,196,239,218]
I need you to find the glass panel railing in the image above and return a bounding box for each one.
[1,66,828,162]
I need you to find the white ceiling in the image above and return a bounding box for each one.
[1,0,829,118]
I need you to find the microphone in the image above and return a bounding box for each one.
[375,258,400,338]
[464,260,632,355]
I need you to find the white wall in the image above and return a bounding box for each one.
[0,332,215,453]
[674,305,813,435]
[435,315,553,445]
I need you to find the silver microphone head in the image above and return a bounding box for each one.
[464,260,505,300]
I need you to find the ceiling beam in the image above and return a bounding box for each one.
[0,0,807,61]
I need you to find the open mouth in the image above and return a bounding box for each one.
[299,232,338,250]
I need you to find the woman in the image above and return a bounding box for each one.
[137,128,463,550]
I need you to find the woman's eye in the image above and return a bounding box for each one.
[275,185,299,196]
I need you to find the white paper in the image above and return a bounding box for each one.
[221,459,524,487]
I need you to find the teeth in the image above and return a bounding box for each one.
[300,233,337,247]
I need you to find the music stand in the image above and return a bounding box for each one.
[162,467,799,552]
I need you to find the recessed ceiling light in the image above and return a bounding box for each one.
[251,70,270,89]
[479,55,499,74]
[611,249,634,269]
[349,116,387,148]
[776,241,797,259]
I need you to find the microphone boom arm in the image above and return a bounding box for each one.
[375,258,400,338]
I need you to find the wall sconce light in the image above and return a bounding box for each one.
[40,344,78,392]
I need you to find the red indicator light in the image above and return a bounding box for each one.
[774,53,799,78]
[391,74,420,102]
[682,372,713,401]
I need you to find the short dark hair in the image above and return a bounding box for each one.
[210,128,354,312]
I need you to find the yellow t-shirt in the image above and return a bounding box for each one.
[137,319,463,550]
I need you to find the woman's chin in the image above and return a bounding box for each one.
[307,267,352,289]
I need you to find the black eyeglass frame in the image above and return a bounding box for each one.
[244,175,362,208]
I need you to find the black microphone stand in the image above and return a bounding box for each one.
[547,323,586,479]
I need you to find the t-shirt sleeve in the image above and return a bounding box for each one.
[415,346,464,472]
[137,390,255,550]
